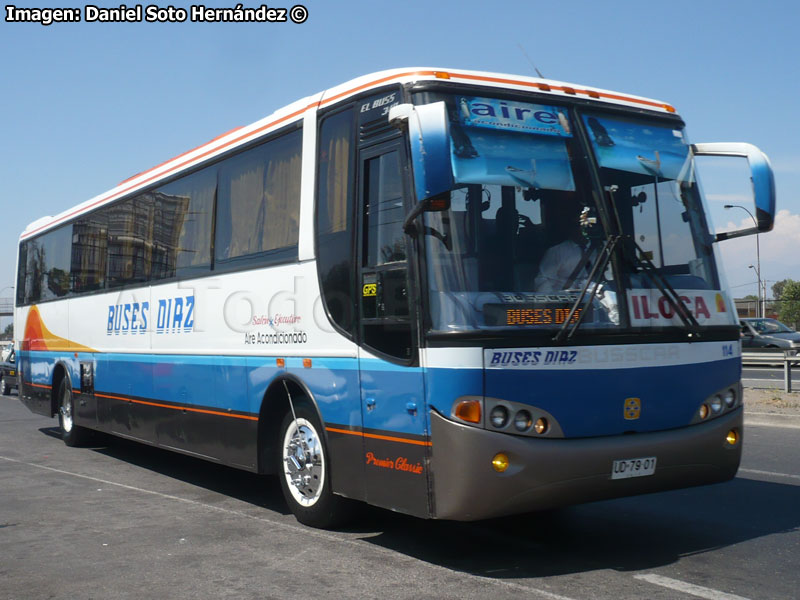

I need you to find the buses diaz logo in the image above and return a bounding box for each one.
[107,295,194,335]
[365,452,423,475]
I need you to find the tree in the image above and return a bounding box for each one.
[2,324,12,340]
[773,279,792,301]
[777,280,800,329]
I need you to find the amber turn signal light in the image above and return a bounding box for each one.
[455,399,482,424]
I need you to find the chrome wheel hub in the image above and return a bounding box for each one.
[282,418,324,507]
[60,385,73,433]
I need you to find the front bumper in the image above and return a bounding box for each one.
[429,407,742,520]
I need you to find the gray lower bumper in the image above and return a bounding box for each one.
[429,407,743,521]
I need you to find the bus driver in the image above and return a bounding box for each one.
[534,193,590,293]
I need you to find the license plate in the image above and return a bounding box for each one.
[611,457,657,480]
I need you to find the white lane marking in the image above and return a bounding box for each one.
[0,455,580,600]
[739,468,800,482]
[634,574,751,600]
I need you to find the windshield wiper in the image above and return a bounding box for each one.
[624,238,701,334]
[554,235,620,343]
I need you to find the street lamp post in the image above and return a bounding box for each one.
[725,205,761,318]
[749,265,762,318]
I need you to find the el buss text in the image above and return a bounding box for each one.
[4,4,309,25]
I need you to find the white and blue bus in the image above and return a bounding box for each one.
[14,68,776,528]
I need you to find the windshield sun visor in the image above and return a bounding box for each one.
[584,115,692,182]
[452,97,576,191]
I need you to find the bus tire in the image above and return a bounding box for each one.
[58,375,88,447]
[277,402,352,529]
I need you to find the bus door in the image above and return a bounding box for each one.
[357,141,431,518]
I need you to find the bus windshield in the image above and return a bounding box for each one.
[415,93,731,334]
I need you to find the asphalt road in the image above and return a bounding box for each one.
[742,364,800,390]
[2,394,799,600]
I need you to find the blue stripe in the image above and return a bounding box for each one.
[19,350,741,438]
[483,357,740,436]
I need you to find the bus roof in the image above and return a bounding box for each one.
[21,67,676,241]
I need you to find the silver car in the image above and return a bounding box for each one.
[740,318,800,349]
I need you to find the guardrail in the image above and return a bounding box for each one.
[742,349,800,392]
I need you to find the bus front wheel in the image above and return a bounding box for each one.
[58,376,88,447]
[277,402,352,529]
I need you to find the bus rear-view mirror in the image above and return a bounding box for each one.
[692,142,776,242]
[389,102,454,202]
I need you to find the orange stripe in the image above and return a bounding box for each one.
[95,392,258,421]
[317,69,437,107]
[28,382,52,390]
[117,126,245,186]
[22,69,673,240]
[326,426,432,447]
[447,71,675,112]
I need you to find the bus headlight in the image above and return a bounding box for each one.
[490,406,509,429]
[710,396,723,414]
[722,389,736,408]
[514,410,532,432]
[482,399,563,437]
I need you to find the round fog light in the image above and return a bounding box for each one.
[726,429,740,445]
[491,453,509,472]
[534,417,549,434]
[490,405,509,429]
[514,410,533,432]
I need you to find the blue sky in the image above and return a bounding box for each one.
[2,0,799,330]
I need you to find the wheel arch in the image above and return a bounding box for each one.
[256,374,326,475]
[50,361,73,417]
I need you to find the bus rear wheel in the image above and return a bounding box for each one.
[277,402,352,529]
[58,376,88,447]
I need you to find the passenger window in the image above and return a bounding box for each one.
[316,108,356,336]
[215,128,301,268]
[107,197,152,288]
[152,166,216,280]
[72,212,108,293]
[24,225,73,303]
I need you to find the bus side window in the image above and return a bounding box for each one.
[214,128,301,269]
[316,107,357,337]
[360,145,413,361]
[152,166,216,280]
[107,197,153,288]
[72,212,108,293]
[22,224,74,302]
